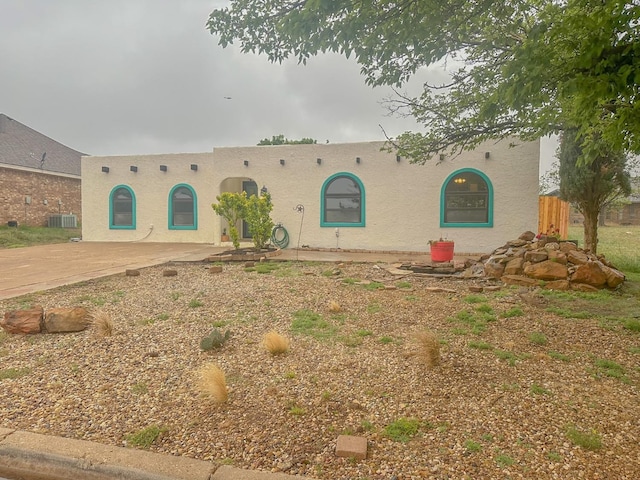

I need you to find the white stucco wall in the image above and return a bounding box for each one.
[81,138,540,254]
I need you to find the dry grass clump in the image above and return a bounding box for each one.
[263,331,290,355]
[328,301,342,313]
[197,363,228,403]
[408,330,441,368]
[91,310,114,337]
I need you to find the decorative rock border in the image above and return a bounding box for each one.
[206,247,282,263]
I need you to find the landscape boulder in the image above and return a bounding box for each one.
[44,307,90,333]
[1,307,44,334]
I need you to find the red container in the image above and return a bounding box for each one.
[430,241,454,262]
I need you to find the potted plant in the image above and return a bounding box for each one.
[429,237,455,262]
[220,228,230,243]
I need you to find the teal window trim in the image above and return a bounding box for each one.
[440,168,493,227]
[320,172,366,227]
[168,183,198,230]
[109,185,136,230]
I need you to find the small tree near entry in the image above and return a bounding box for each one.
[558,128,631,253]
[244,192,274,250]
[211,192,247,250]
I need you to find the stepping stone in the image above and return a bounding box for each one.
[335,435,367,460]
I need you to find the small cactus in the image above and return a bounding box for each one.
[200,328,231,351]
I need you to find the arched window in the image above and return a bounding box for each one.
[169,184,197,229]
[109,185,136,229]
[320,172,365,227]
[441,169,493,227]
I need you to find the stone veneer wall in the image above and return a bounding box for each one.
[0,166,81,227]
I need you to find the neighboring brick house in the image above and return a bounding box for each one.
[0,114,84,227]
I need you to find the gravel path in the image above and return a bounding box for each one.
[1,261,638,479]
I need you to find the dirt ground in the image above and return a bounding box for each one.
[0,260,638,479]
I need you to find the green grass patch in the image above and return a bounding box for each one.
[0,226,81,248]
[396,281,412,289]
[0,367,31,380]
[342,277,358,285]
[565,425,602,451]
[494,349,526,366]
[623,319,640,332]
[383,418,421,443]
[495,453,516,468]
[548,351,571,362]
[468,340,493,350]
[188,299,204,308]
[530,383,551,395]
[125,425,167,449]
[593,358,627,381]
[449,309,492,335]
[547,451,562,462]
[378,336,395,344]
[367,302,382,314]
[291,309,338,341]
[501,307,524,318]
[362,281,384,291]
[464,439,482,453]
[463,295,487,304]
[356,329,373,337]
[529,332,548,345]
[131,382,149,395]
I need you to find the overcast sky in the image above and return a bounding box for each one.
[1,0,555,173]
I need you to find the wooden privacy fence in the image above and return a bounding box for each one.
[538,196,569,239]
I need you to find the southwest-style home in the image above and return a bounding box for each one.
[81,138,540,254]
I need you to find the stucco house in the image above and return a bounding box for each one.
[81,138,540,254]
[0,114,83,227]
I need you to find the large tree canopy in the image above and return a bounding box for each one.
[208,0,640,163]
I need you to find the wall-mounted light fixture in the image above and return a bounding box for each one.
[396,155,401,162]
[280,159,285,166]
[356,157,361,164]
[439,153,445,161]
[160,165,167,172]
[130,165,138,172]
[190,164,198,171]
[260,185,268,194]
[485,152,491,159]
[317,158,322,165]
[243,160,249,167]
[101,166,109,173]
[454,177,466,184]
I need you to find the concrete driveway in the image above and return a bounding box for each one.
[0,241,440,300]
[0,242,219,300]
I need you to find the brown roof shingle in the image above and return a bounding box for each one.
[0,113,86,176]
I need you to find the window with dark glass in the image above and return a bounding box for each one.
[171,186,194,227]
[444,172,489,223]
[111,187,133,227]
[323,175,362,224]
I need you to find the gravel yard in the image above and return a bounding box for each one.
[0,260,638,479]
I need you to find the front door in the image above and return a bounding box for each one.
[242,181,258,238]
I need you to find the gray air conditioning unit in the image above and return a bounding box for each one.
[48,214,78,228]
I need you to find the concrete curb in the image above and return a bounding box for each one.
[0,429,314,480]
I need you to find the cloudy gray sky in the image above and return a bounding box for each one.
[1,0,555,173]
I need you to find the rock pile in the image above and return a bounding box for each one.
[478,231,625,291]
